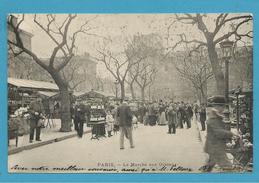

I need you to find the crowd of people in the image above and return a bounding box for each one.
[137,100,195,133]
[15,95,245,172]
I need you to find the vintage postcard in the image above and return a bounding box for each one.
[6,13,253,174]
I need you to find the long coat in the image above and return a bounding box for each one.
[117,103,133,127]
[74,104,89,123]
[187,106,193,119]
[204,115,233,155]
[29,100,44,127]
[167,108,177,125]
[200,107,207,122]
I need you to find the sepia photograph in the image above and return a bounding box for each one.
[7,13,253,173]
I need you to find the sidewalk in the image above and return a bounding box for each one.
[194,118,206,144]
[194,117,235,165]
[8,119,91,155]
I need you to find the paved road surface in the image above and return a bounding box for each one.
[9,120,207,173]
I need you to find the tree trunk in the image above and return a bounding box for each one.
[120,82,125,101]
[51,71,72,132]
[141,87,145,102]
[130,82,136,100]
[200,86,206,104]
[207,41,225,95]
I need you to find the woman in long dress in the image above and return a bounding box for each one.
[158,104,167,125]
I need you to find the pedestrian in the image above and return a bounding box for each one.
[28,98,44,143]
[158,101,167,125]
[167,104,177,134]
[148,103,156,126]
[143,111,149,126]
[186,104,193,128]
[203,95,239,172]
[111,103,119,134]
[138,103,147,124]
[106,110,114,137]
[117,100,134,149]
[200,103,207,131]
[177,102,185,128]
[194,104,200,120]
[74,101,88,138]
[133,113,139,129]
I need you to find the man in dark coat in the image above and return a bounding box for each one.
[194,104,199,120]
[177,102,185,128]
[29,98,44,143]
[203,96,238,172]
[74,101,89,138]
[117,100,134,149]
[167,104,177,134]
[186,104,193,128]
[200,103,207,131]
[138,103,147,124]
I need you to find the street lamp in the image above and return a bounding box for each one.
[220,38,234,130]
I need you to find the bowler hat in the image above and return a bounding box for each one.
[207,95,226,107]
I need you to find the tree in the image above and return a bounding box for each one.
[135,62,157,102]
[8,14,95,132]
[61,60,88,91]
[125,33,162,101]
[95,40,145,101]
[173,48,213,103]
[167,13,253,95]
[125,65,139,100]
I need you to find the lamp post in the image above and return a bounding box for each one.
[220,39,234,130]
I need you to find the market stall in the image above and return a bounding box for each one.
[76,90,107,139]
[8,78,59,146]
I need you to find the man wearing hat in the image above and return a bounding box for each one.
[117,100,134,149]
[28,97,44,143]
[74,100,89,138]
[203,95,238,172]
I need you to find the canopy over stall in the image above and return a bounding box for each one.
[8,77,60,114]
[8,77,59,92]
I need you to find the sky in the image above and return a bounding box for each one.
[14,13,253,78]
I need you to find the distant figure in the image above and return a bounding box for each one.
[177,102,185,128]
[186,104,193,128]
[106,110,114,137]
[148,103,157,126]
[167,104,177,134]
[138,103,147,124]
[158,102,167,125]
[117,100,134,150]
[200,103,207,131]
[111,104,119,134]
[132,114,138,129]
[28,98,44,143]
[194,104,200,120]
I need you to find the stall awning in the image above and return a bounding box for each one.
[8,77,59,91]
[38,91,58,98]
[73,91,86,97]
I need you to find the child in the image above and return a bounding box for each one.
[106,110,114,137]
[132,114,138,129]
